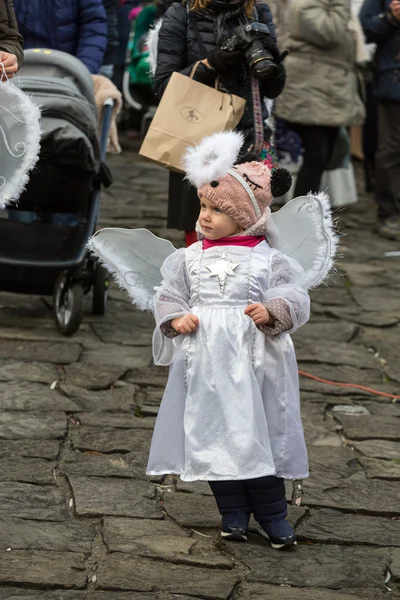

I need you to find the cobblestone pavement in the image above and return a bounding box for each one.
[0,147,399,600]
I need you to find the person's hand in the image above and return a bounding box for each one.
[170,314,199,334]
[390,0,400,20]
[208,48,244,72]
[0,52,19,79]
[244,303,273,326]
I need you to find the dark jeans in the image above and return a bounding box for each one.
[209,476,287,524]
[375,101,400,220]
[285,123,339,197]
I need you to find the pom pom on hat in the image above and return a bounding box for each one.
[270,168,292,198]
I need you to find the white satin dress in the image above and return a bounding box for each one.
[147,240,310,482]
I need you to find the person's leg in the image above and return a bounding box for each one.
[363,83,378,192]
[375,101,400,239]
[287,124,338,197]
[245,476,296,549]
[209,480,251,542]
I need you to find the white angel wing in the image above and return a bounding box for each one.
[268,192,338,289]
[88,228,177,311]
[0,80,41,208]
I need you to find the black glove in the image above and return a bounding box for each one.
[262,37,289,65]
[208,48,244,72]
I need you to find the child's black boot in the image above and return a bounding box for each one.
[209,480,251,542]
[246,476,297,550]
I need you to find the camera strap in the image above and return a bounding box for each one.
[250,4,266,156]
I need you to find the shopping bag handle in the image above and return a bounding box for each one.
[189,63,236,112]
[189,60,220,90]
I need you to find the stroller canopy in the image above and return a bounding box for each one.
[16,49,101,172]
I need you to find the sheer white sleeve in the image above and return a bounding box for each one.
[261,251,310,336]
[152,249,191,365]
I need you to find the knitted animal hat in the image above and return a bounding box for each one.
[183,131,292,231]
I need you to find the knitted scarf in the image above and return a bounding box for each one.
[191,0,248,43]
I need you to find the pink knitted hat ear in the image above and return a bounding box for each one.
[199,162,273,230]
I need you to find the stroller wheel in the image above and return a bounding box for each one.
[53,273,84,336]
[92,264,108,316]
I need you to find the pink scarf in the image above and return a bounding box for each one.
[203,235,264,250]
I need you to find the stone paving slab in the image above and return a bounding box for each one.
[60,450,148,480]
[303,475,399,515]
[0,439,60,460]
[0,359,60,385]
[241,586,388,600]
[296,508,400,546]
[358,457,400,479]
[352,440,400,460]
[0,341,81,364]
[392,548,400,582]
[72,426,152,454]
[0,321,98,344]
[97,554,239,599]
[335,414,400,441]
[92,321,153,346]
[0,482,70,521]
[230,543,389,589]
[77,412,155,429]
[0,551,87,589]
[91,594,156,600]
[297,362,385,386]
[294,341,380,370]
[293,321,357,343]
[68,475,162,518]
[104,515,234,569]
[63,363,127,389]
[0,517,96,552]
[125,366,168,387]
[0,412,67,440]
[309,287,353,306]
[103,517,186,551]
[80,343,151,369]
[60,383,137,412]
[0,591,86,600]
[0,382,80,412]
[0,457,56,484]
[351,287,400,313]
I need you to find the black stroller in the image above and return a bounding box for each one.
[0,50,113,336]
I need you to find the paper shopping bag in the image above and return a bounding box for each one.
[139,69,246,172]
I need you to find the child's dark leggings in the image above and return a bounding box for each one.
[209,476,287,524]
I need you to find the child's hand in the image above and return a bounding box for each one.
[244,303,273,326]
[0,52,19,79]
[171,314,199,334]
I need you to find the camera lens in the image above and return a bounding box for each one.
[245,42,277,80]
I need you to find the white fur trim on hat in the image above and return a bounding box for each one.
[183,130,244,189]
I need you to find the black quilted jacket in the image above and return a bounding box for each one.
[154,1,286,149]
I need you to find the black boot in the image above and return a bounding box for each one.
[209,480,251,542]
[245,476,296,550]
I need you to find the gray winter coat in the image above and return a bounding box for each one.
[360,0,400,102]
[275,0,365,126]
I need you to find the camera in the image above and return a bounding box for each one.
[222,22,277,80]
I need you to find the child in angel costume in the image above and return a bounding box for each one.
[89,131,337,550]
